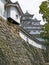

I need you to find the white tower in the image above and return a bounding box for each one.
[5,1,23,23]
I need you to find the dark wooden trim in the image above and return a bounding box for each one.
[7,17,19,25]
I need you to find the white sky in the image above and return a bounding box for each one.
[11,0,46,24]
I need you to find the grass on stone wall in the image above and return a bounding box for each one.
[22,42,44,65]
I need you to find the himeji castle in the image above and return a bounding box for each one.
[0,0,46,50]
[20,11,45,41]
[21,11,42,36]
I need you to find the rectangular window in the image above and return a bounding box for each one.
[16,15,18,19]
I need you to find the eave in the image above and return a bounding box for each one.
[5,3,23,15]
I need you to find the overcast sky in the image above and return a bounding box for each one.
[11,0,46,24]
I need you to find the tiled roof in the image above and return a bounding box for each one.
[21,18,41,22]
[24,11,34,16]
[34,18,41,22]
[21,11,34,18]
[21,23,42,27]
[5,1,23,15]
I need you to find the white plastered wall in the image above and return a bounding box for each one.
[19,31,46,50]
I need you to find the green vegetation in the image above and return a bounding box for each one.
[39,1,49,62]
[0,48,9,65]
[23,42,44,65]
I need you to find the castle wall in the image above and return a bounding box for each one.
[19,31,46,50]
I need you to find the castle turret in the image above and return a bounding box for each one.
[5,1,23,23]
[20,11,43,37]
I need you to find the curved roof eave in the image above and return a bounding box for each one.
[5,1,24,15]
